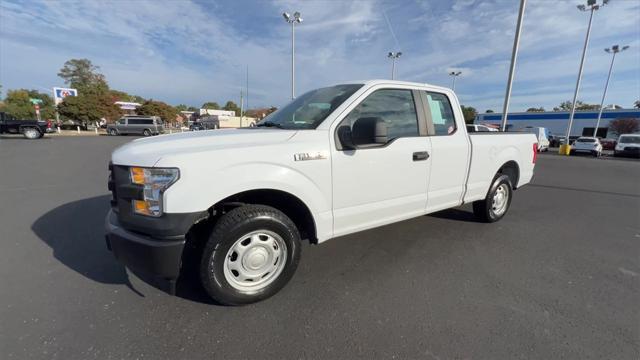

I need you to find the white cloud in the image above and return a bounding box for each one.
[0,0,638,112]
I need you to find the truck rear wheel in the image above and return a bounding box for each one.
[22,127,40,139]
[199,205,301,305]
[473,175,512,223]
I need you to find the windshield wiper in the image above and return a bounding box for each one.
[256,121,284,129]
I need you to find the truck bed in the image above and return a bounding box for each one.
[464,132,537,203]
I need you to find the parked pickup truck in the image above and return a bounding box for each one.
[105,80,537,305]
[0,111,49,139]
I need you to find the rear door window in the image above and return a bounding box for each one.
[423,92,456,135]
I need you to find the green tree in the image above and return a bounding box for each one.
[109,89,144,103]
[175,104,188,112]
[609,118,639,136]
[0,89,56,119]
[526,107,545,112]
[187,106,199,112]
[1,90,33,119]
[56,58,125,126]
[460,105,477,124]
[553,100,599,111]
[485,109,494,113]
[201,102,220,110]
[57,59,106,92]
[57,91,121,127]
[223,101,240,116]
[137,100,178,124]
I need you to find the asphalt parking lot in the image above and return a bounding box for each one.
[1,135,638,359]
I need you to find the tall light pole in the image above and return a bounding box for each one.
[283,11,302,99]
[561,0,608,154]
[593,44,629,137]
[388,52,402,80]
[449,71,462,91]
[500,0,526,132]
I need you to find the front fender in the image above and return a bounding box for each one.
[162,161,333,239]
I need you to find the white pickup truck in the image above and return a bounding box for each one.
[105,80,537,305]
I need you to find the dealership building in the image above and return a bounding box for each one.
[475,108,640,138]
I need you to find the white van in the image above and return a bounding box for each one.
[520,126,550,152]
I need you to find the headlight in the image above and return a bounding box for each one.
[130,167,179,217]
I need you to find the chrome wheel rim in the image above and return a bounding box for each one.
[491,184,509,216]
[24,129,38,139]
[223,230,287,292]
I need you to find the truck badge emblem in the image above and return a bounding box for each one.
[294,152,327,161]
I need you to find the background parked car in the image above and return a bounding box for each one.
[520,126,550,152]
[599,138,617,151]
[570,137,602,157]
[107,116,164,136]
[189,122,205,131]
[614,134,640,158]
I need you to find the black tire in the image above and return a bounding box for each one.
[109,128,118,136]
[473,175,513,223]
[143,129,151,137]
[22,127,40,139]
[199,205,301,305]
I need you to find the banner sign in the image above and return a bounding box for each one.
[53,87,78,105]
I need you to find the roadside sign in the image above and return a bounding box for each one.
[29,98,44,105]
[53,87,78,105]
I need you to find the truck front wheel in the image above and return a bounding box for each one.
[199,205,301,305]
[473,175,513,223]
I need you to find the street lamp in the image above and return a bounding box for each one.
[448,71,462,91]
[283,11,302,100]
[500,0,527,132]
[561,0,608,155]
[593,44,629,137]
[388,52,402,80]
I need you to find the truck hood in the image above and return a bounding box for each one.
[111,128,297,167]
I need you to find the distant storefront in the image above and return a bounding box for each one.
[475,109,640,138]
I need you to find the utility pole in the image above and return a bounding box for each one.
[246,65,249,114]
[449,71,462,91]
[283,11,302,99]
[500,0,527,132]
[239,90,244,127]
[561,0,608,154]
[593,44,628,137]
[388,52,402,80]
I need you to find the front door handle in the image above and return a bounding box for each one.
[413,151,430,161]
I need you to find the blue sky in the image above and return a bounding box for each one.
[1,0,639,112]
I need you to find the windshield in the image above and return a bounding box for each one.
[257,84,362,130]
[619,136,640,144]
[576,138,596,143]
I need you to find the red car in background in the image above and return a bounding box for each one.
[599,138,617,150]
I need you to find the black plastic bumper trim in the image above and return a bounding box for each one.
[105,210,186,280]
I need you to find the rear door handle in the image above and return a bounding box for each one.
[413,151,430,161]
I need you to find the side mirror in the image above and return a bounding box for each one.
[373,119,388,144]
[337,125,356,150]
